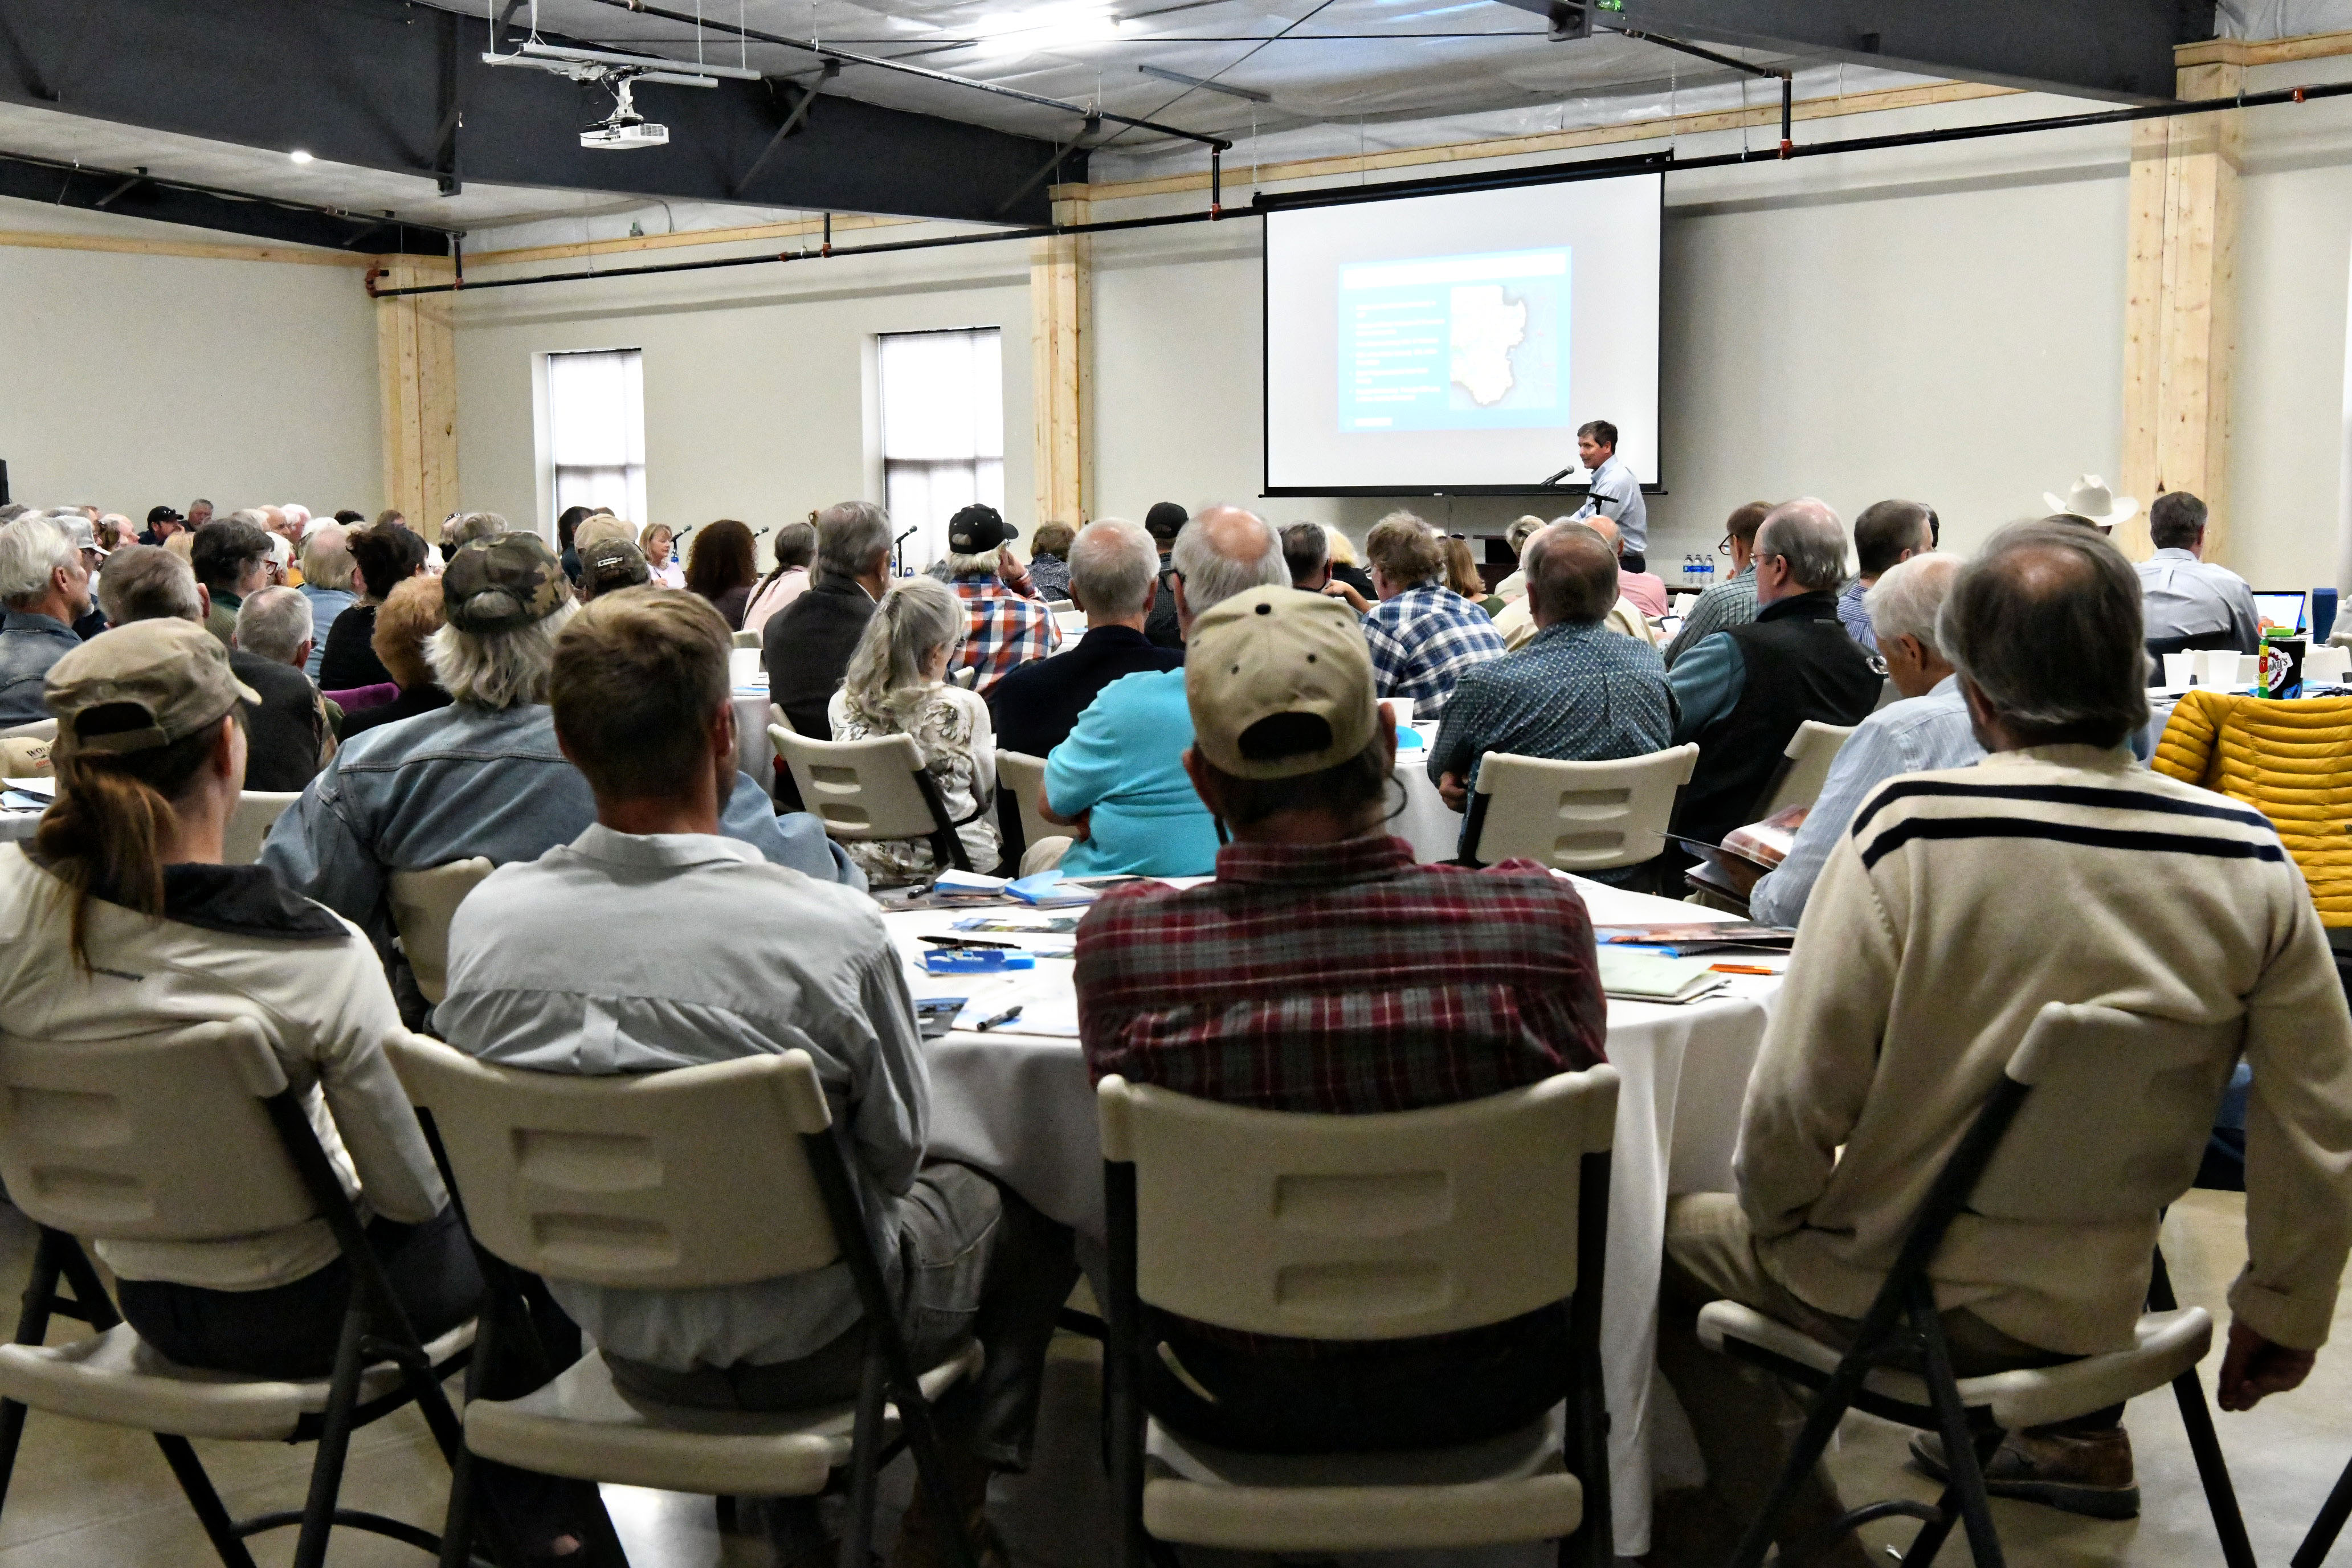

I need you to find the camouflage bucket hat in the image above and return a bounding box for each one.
[443,532,569,633]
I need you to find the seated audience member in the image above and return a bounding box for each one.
[1668,499,1882,850]
[137,505,185,548]
[572,512,634,554]
[231,585,336,790]
[575,537,653,601]
[1142,501,1189,648]
[164,533,196,567]
[0,516,95,726]
[1039,507,1288,879]
[1075,585,1608,1452]
[1613,524,1670,619]
[46,514,111,640]
[374,508,406,533]
[1359,513,1506,719]
[639,522,685,589]
[2138,489,2261,653]
[556,504,593,586]
[264,533,858,1008]
[1839,499,1937,652]
[1429,523,1673,873]
[1282,520,1333,592]
[1653,520,2352,1563]
[191,516,271,648]
[1325,524,1377,601]
[297,525,357,681]
[1747,554,1981,926]
[1664,500,1773,666]
[826,577,1000,887]
[686,518,760,630]
[319,525,428,692]
[1493,516,1657,650]
[1443,535,1500,614]
[442,511,508,558]
[989,521,1183,864]
[762,501,890,741]
[938,505,1061,696]
[1026,521,1075,602]
[741,519,818,636]
[339,577,451,740]
[439,588,1076,1563]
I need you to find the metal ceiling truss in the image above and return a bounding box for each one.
[0,0,1080,246]
[0,147,454,254]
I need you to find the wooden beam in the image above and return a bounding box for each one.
[1031,193,1091,531]
[375,259,459,538]
[468,212,920,270]
[2118,52,2243,563]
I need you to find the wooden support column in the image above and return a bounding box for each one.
[2119,44,2245,562]
[375,260,459,538]
[1031,193,1091,528]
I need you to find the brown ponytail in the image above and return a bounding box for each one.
[34,708,235,974]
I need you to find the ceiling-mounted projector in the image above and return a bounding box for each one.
[582,76,666,149]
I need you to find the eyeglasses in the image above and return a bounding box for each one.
[1717,534,1734,556]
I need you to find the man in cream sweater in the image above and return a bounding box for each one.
[1651,520,2352,1567]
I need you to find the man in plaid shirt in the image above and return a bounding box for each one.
[939,503,1060,696]
[1075,583,1608,1455]
[1356,512,1505,720]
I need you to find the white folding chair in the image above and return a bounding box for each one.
[730,629,762,649]
[0,1020,474,1568]
[1459,744,1698,873]
[769,725,972,871]
[0,719,55,742]
[995,750,1054,860]
[1700,1001,2247,1567]
[386,1038,986,1568]
[1099,1067,1621,1567]
[222,789,301,867]
[387,858,495,1006]
[1757,720,1856,816]
[1044,599,1075,614]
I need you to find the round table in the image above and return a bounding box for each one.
[885,876,1778,1559]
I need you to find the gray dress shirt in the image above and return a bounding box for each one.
[2137,549,2261,652]
[436,826,928,1371]
[1573,452,1648,555]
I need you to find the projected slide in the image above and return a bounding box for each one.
[1264,167,1661,495]
[1339,248,1568,431]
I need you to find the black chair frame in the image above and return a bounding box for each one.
[1100,1145,1616,1568]
[1715,1068,2255,1568]
[0,1088,484,1568]
[423,1106,982,1568]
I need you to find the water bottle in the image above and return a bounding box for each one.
[1683,554,1698,594]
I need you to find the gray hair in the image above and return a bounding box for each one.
[1525,522,1619,625]
[945,551,1000,579]
[816,501,892,580]
[1068,519,1158,619]
[444,511,510,550]
[1170,506,1287,614]
[1938,519,2149,746]
[96,545,203,624]
[1755,498,1849,593]
[224,508,270,532]
[842,574,964,730]
[1863,552,1962,655]
[426,602,578,710]
[300,525,355,593]
[235,585,314,665]
[0,516,76,608]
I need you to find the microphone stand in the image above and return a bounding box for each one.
[892,523,920,578]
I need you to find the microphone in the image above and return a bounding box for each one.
[1540,467,1576,486]
[895,524,921,542]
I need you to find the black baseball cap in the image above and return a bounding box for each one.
[1144,501,1189,541]
[145,505,184,526]
[947,504,1016,553]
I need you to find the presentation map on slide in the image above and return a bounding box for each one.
[1337,247,1569,432]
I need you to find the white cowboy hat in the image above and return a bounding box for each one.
[2043,475,2138,528]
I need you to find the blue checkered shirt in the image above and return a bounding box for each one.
[1361,582,1505,720]
[1663,565,1758,668]
[1426,620,1676,791]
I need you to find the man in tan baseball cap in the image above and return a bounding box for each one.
[47,618,259,757]
[1072,581,1611,1455]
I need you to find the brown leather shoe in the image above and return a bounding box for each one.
[1909,1427,2139,1519]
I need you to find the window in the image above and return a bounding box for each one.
[546,348,646,526]
[879,328,1003,567]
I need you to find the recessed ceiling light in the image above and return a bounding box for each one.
[289,149,314,164]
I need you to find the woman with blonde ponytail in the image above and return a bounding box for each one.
[827,574,999,883]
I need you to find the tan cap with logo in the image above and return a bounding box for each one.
[1185,585,1377,779]
[45,619,259,755]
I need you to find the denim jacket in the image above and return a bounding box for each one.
[260,701,864,957]
[0,612,81,728]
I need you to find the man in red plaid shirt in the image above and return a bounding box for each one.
[939,504,1060,696]
[1073,583,1609,1455]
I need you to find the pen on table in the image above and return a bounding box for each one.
[975,1005,1024,1032]
[1709,963,1778,976]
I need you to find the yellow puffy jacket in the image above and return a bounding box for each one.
[2151,689,2352,926]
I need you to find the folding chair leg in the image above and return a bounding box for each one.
[1910,1278,2004,1568]
[1722,1367,1861,1568]
[154,1434,262,1568]
[291,1297,372,1568]
[1895,1433,2000,1568]
[2150,1247,2257,1568]
[841,1337,888,1568]
[2297,1453,2352,1568]
[437,1279,499,1568]
[0,1227,66,1521]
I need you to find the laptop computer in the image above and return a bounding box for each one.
[2255,590,2308,636]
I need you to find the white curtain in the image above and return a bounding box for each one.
[548,349,647,528]
[880,329,1004,568]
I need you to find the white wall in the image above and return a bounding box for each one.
[0,199,380,516]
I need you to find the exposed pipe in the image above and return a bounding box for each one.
[366,74,2352,299]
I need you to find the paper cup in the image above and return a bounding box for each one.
[2162,651,2196,688]
[1379,697,1417,725]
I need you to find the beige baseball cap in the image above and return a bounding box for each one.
[45,619,258,755]
[1185,585,1378,779]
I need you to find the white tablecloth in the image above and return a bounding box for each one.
[886,876,1775,1558]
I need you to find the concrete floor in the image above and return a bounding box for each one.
[0,1190,2342,1566]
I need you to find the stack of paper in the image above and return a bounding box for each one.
[1597,950,1728,1004]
